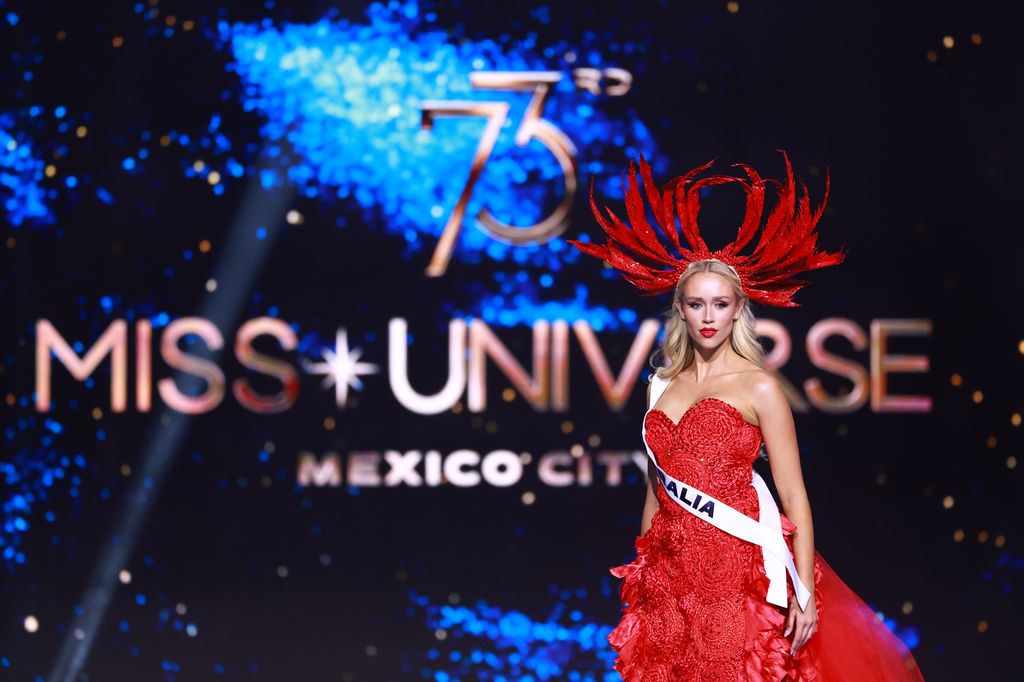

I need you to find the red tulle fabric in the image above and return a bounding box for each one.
[609,399,925,681]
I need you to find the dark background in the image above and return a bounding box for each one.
[1,0,1022,680]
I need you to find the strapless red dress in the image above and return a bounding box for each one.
[609,397,925,681]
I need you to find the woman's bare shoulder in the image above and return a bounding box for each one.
[743,368,788,411]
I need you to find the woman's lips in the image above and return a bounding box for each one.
[700,328,718,337]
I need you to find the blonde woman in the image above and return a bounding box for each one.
[569,154,925,681]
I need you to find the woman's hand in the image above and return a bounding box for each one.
[784,593,817,655]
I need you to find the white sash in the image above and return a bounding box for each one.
[642,374,811,610]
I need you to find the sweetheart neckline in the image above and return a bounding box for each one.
[647,396,761,431]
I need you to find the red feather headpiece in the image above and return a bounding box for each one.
[567,150,846,307]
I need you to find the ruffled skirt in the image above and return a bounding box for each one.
[608,513,924,681]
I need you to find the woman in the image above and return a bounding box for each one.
[568,153,925,680]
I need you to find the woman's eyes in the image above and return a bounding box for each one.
[688,302,729,309]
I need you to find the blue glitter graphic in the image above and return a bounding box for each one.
[207,0,662,328]
[1,440,85,569]
[408,588,619,681]
[214,1,661,260]
[407,586,922,679]
[1,0,669,330]
[0,113,54,227]
[446,282,643,331]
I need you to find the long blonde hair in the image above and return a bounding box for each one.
[651,259,765,378]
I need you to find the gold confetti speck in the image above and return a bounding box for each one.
[971,390,983,403]
[950,373,962,386]
[942,35,954,49]
[977,620,988,633]
[942,495,955,509]
[953,528,964,542]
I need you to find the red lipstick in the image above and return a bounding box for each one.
[700,328,718,338]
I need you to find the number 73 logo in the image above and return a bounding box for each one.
[419,68,632,277]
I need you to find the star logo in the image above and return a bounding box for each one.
[302,328,379,408]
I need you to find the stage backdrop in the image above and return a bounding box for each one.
[2,1,1021,680]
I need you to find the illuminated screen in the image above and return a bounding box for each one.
[1,1,1019,680]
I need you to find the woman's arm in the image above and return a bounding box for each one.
[639,381,660,535]
[752,371,817,653]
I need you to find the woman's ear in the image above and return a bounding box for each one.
[733,296,745,321]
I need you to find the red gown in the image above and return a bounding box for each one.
[608,397,925,681]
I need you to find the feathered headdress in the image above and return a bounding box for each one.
[566,150,846,307]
